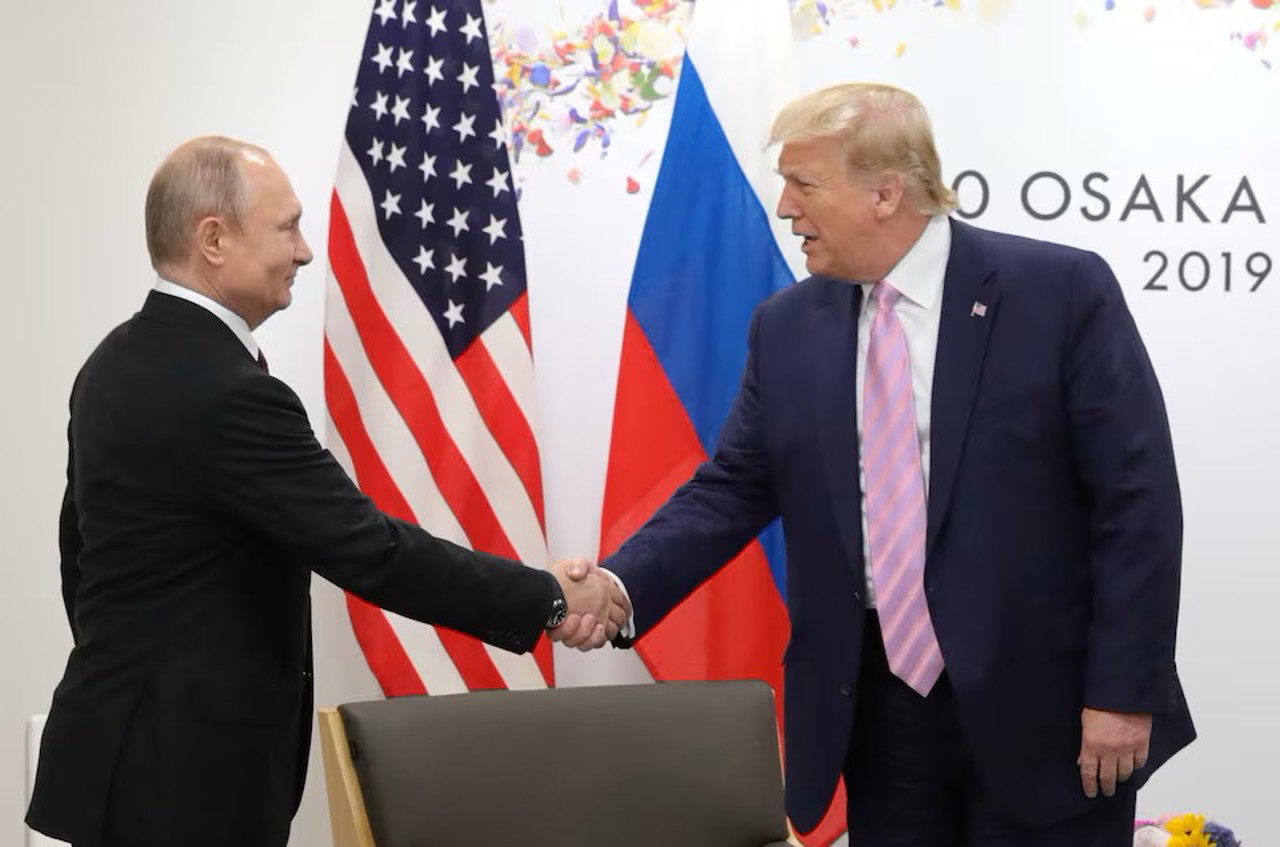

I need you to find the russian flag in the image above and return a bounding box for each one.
[597,1,845,843]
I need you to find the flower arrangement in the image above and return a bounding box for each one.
[1134,813,1241,847]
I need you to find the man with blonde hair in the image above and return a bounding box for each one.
[599,83,1194,845]
[28,136,626,847]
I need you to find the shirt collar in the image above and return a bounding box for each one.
[875,214,951,310]
[153,277,259,359]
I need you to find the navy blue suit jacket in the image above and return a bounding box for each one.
[606,219,1194,833]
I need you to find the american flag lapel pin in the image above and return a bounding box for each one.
[970,301,988,318]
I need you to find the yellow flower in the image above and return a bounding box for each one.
[1168,833,1213,847]
[1165,813,1207,837]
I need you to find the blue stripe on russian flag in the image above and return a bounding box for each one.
[628,60,795,456]
[626,57,795,596]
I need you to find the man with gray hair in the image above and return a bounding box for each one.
[27,136,627,847]
[597,83,1194,845]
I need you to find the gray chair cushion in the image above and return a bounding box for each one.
[338,680,789,847]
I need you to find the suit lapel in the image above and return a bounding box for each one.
[813,279,865,571]
[927,220,1000,556]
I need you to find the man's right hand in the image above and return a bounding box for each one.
[546,557,608,650]
[545,557,630,650]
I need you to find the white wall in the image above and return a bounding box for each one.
[2,2,1276,846]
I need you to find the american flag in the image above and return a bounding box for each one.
[324,0,552,695]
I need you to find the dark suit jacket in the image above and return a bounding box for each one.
[606,220,1195,833]
[27,291,556,847]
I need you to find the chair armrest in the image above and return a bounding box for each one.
[318,708,375,847]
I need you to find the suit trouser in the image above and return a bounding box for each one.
[843,613,1136,847]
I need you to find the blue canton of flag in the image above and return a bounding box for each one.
[346,0,525,357]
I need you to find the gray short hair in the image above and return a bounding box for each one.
[770,83,957,216]
[144,136,269,270]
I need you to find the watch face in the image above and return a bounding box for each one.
[546,598,568,628]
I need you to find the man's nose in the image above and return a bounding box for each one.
[776,185,798,220]
[296,236,314,266]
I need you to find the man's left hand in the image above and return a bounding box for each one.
[1078,707,1152,799]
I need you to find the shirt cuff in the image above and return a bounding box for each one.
[599,567,636,639]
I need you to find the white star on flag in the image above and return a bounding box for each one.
[418,152,437,182]
[450,161,473,190]
[424,5,447,37]
[379,190,402,219]
[479,262,504,290]
[458,63,480,93]
[391,95,411,125]
[444,253,467,282]
[486,167,509,197]
[452,112,476,143]
[446,207,469,237]
[482,215,507,245]
[414,199,435,228]
[371,43,394,72]
[395,48,415,77]
[386,144,407,174]
[421,103,441,131]
[424,56,444,85]
[460,14,483,43]
[413,246,434,274]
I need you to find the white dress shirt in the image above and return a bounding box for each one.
[855,214,950,606]
[153,277,259,360]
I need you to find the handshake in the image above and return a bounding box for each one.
[545,558,632,651]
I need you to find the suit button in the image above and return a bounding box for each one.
[839,683,853,697]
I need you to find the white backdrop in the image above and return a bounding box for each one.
[1,2,1276,846]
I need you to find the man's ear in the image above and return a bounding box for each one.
[872,172,906,219]
[194,216,229,267]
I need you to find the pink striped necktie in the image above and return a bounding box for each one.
[863,280,944,696]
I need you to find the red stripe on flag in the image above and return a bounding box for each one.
[329,194,516,561]
[345,594,426,696]
[322,285,509,693]
[472,295,555,685]
[324,340,417,525]
[324,340,425,695]
[457,339,545,531]
[509,294,534,351]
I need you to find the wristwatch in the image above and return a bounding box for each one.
[545,577,568,629]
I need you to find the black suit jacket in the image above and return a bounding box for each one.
[27,291,556,846]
